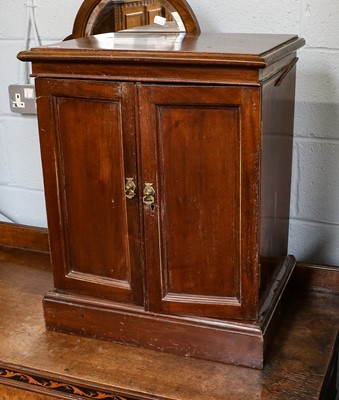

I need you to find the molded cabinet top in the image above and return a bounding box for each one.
[19,32,305,68]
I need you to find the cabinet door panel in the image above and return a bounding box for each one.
[145,4,163,24]
[138,85,260,320]
[36,79,143,304]
[159,106,240,298]
[122,6,145,30]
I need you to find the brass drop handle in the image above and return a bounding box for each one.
[125,178,137,199]
[143,183,155,206]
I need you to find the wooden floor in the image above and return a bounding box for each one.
[0,245,338,400]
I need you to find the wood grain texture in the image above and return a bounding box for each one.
[27,62,262,87]
[0,384,58,400]
[138,84,260,320]
[19,33,304,68]
[259,58,298,302]
[40,256,293,369]
[0,246,338,400]
[19,33,304,367]
[0,222,49,252]
[295,263,339,294]
[35,79,143,305]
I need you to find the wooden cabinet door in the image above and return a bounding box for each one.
[138,85,261,320]
[121,5,146,30]
[36,79,143,305]
[145,3,163,25]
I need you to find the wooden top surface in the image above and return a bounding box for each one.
[18,33,305,67]
[0,246,338,400]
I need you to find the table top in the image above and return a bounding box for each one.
[18,32,305,67]
[0,246,338,400]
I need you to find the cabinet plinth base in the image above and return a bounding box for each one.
[43,256,296,369]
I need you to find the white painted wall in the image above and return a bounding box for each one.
[0,0,338,265]
[0,0,81,226]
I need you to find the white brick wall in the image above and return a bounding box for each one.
[0,0,338,265]
[0,0,80,226]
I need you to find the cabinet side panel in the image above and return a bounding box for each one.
[158,106,240,298]
[259,60,297,299]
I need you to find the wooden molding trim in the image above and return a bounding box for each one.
[295,262,339,294]
[0,222,49,253]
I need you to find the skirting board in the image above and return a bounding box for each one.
[0,222,49,253]
[295,262,339,294]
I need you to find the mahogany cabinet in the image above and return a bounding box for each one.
[19,31,304,368]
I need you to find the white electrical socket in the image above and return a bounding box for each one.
[8,84,37,114]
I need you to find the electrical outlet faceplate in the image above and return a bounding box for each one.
[8,84,37,114]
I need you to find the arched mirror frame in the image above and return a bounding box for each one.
[69,0,200,39]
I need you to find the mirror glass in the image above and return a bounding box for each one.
[86,0,185,35]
